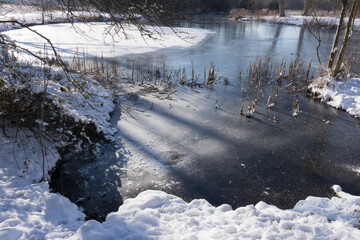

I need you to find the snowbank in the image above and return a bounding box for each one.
[72,188,360,239]
[0,128,85,240]
[0,127,59,186]
[233,15,360,28]
[0,5,66,25]
[309,75,360,118]
[0,4,103,32]
[0,59,113,240]
[4,22,214,60]
[1,63,116,140]
[0,182,84,240]
[263,15,360,27]
[0,55,116,240]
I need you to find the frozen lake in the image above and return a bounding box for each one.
[50,18,360,221]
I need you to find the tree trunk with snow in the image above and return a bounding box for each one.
[332,0,359,77]
[278,0,285,17]
[327,0,348,69]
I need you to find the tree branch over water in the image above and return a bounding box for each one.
[56,0,188,39]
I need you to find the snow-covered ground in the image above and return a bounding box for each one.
[2,5,360,240]
[0,53,116,239]
[0,4,68,24]
[0,127,85,239]
[0,4,103,32]
[72,186,360,239]
[257,15,360,27]
[229,12,360,28]
[309,75,360,118]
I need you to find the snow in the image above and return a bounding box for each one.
[1,63,116,140]
[309,75,360,118]
[0,6,65,25]
[43,72,116,139]
[0,128,85,240]
[3,22,214,60]
[0,4,104,32]
[0,127,59,186]
[71,189,360,239]
[232,14,360,28]
[0,182,84,240]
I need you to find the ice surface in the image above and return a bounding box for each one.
[4,22,214,60]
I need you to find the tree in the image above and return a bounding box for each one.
[303,0,311,16]
[56,0,186,38]
[1,0,190,182]
[0,0,188,67]
[327,0,359,77]
[327,0,348,69]
[278,0,285,17]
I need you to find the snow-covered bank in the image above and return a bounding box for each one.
[0,56,115,240]
[0,128,85,239]
[72,186,360,239]
[0,62,116,140]
[230,14,360,28]
[0,4,104,32]
[309,75,360,118]
[258,15,360,27]
[0,181,84,239]
[4,22,214,60]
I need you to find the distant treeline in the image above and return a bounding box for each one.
[179,0,340,13]
[7,0,342,15]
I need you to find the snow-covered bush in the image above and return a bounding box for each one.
[0,41,116,176]
[308,71,360,118]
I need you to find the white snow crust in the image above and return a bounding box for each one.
[0,4,103,32]
[309,76,360,118]
[232,14,360,28]
[262,15,360,27]
[1,64,116,139]
[0,129,85,240]
[72,189,360,240]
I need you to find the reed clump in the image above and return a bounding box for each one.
[70,52,227,92]
[240,56,312,118]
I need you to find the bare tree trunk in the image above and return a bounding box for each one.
[278,0,285,17]
[327,0,348,69]
[303,0,311,16]
[332,0,359,77]
[41,0,45,24]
